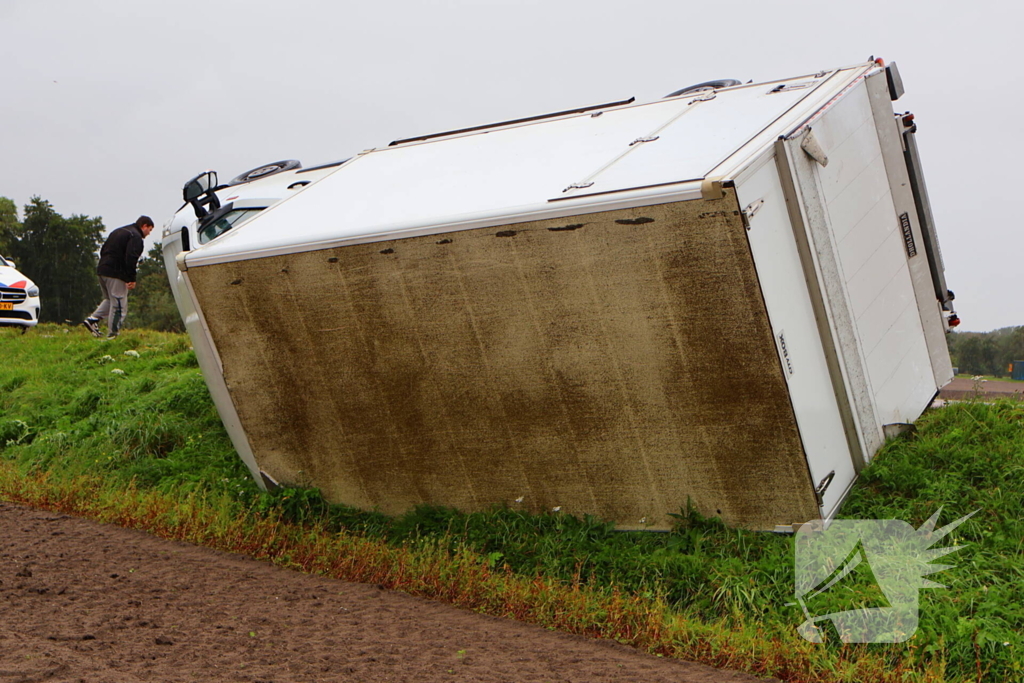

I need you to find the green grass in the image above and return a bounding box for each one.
[2,324,1023,682]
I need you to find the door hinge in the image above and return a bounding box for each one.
[742,198,764,229]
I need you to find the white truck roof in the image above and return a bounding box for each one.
[184,64,873,267]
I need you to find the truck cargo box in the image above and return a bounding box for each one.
[168,59,955,530]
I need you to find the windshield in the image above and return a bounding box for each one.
[198,208,264,245]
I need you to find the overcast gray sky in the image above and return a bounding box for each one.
[1,0,1019,332]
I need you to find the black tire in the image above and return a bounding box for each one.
[228,160,302,185]
[664,79,742,99]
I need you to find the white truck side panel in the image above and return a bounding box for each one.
[806,83,935,429]
[736,156,856,520]
[863,72,953,390]
[780,136,882,464]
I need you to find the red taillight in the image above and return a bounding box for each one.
[948,315,961,328]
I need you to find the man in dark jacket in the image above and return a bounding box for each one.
[82,215,154,338]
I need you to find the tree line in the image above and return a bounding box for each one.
[947,327,1024,378]
[3,194,1020,366]
[0,196,182,332]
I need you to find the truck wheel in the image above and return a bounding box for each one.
[229,160,302,185]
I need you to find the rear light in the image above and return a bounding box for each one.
[948,315,961,328]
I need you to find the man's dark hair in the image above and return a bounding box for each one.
[136,215,154,228]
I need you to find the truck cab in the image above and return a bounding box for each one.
[162,159,346,283]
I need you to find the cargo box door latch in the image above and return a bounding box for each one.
[800,129,829,167]
[814,470,835,507]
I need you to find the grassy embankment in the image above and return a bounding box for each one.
[1,325,1021,683]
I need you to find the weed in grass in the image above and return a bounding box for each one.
[0,374,28,393]
[0,418,34,447]
[107,410,188,460]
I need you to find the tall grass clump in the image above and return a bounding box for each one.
[2,325,1022,682]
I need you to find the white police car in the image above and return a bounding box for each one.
[0,254,40,331]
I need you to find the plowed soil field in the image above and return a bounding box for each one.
[0,502,776,683]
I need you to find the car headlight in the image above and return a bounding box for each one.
[26,285,39,297]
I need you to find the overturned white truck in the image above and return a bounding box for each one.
[163,59,957,530]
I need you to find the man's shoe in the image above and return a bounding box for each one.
[82,318,101,337]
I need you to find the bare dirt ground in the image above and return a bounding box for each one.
[0,502,777,683]
[938,377,1023,401]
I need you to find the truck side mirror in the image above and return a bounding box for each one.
[182,170,221,219]
[183,171,218,202]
